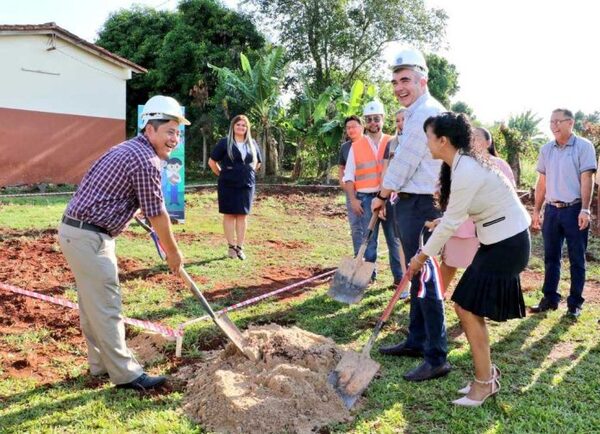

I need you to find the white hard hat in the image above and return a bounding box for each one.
[141,95,190,128]
[390,47,428,77]
[363,100,385,116]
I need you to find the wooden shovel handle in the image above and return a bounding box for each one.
[380,271,412,323]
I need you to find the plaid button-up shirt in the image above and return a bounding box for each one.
[65,134,165,237]
[383,92,445,194]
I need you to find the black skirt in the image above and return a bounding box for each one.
[451,229,531,322]
[217,182,255,215]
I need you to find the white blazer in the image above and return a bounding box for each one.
[422,152,531,257]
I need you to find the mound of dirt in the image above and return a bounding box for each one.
[178,324,353,433]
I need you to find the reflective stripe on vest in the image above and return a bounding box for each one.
[352,135,391,190]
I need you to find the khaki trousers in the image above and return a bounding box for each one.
[58,223,143,385]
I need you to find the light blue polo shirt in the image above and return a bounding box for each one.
[536,134,597,203]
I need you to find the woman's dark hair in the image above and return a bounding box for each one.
[423,112,475,211]
[475,127,497,156]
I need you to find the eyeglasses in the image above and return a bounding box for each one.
[365,116,382,123]
[549,119,571,125]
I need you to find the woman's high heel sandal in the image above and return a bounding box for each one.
[457,364,501,394]
[452,375,500,407]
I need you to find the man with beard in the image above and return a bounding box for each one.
[342,101,402,287]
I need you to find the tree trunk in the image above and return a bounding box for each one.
[278,129,285,170]
[291,139,305,180]
[263,125,279,176]
[508,153,521,187]
[201,133,207,170]
[325,158,332,184]
[257,132,266,178]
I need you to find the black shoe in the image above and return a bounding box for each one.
[116,373,167,391]
[567,306,582,318]
[403,361,452,382]
[530,298,558,313]
[379,342,423,357]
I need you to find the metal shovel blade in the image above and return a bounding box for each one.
[328,256,375,304]
[328,351,380,409]
[213,313,256,360]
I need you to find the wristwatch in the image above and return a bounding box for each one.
[581,208,591,215]
[376,192,388,201]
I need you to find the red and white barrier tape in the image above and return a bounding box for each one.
[0,282,183,338]
[178,269,336,330]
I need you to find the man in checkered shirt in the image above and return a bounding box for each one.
[58,95,189,391]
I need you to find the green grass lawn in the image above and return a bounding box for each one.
[1,189,599,433]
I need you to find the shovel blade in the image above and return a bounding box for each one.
[328,257,375,304]
[213,313,255,360]
[328,351,380,409]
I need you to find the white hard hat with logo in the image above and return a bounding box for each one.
[363,100,385,116]
[141,95,191,128]
[390,47,428,77]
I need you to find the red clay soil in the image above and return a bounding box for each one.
[0,290,84,384]
[0,228,333,386]
[254,188,347,218]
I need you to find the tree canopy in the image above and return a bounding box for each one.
[246,0,447,91]
[96,0,266,134]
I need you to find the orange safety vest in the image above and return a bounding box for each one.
[352,134,391,190]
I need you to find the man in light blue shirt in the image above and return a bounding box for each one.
[531,108,596,318]
[371,47,450,382]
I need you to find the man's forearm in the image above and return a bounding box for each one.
[343,181,356,199]
[534,176,546,212]
[581,172,594,209]
[148,211,179,255]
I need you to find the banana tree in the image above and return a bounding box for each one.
[289,85,334,179]
[209,46,287,176]
[318,80,376,181]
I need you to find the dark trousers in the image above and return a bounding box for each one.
[394,194,447,367]
[542,203,588,309]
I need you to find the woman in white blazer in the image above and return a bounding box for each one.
[408,112,531,407]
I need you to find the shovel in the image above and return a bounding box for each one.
[328,211,379,304]
[328,270,412,408]
[179,268,255,360]
[134,216,255,360]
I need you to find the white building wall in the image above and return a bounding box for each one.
[0,34,128,119]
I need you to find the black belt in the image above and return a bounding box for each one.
[62,215,109,235]
[356,192,378,197]
[549,199,581,209]
[397,192,433,200]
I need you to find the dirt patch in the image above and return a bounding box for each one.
[519,269,600,304]
[0,291,84,383]
[205,266,332,305]
[0,230,72,293]
[254,187,346,218]
[128,332,170,365]
[177,324,353,434]
[547,341,578,362]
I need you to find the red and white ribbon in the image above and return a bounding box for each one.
[177,269,336,330]
[0,282,183,338]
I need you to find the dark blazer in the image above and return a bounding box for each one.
[210,138,262,188]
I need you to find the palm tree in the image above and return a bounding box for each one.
[508,110,544,146]
[209,46,287,176]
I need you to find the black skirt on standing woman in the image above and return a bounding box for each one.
[210,138,262,215]
[451,229,531,322]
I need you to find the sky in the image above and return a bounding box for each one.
[2,0,599,135]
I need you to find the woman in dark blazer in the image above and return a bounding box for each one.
[208,115,261,260]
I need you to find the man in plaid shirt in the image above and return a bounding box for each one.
[58,95,189,391]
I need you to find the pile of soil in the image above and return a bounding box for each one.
[178,324,353,433]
